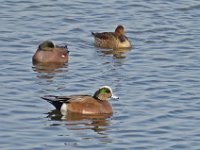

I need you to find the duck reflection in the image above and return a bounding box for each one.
[32,63,68,79]
[46,109,111,133]
[97,48,130,59]
[32,63,68,73]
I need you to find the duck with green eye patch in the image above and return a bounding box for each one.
[42,86,119,115]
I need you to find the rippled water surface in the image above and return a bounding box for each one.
[1,0,200,149]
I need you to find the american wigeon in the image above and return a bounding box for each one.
[92,25,132,49]
[42,86,118,115]
[32,40,69,64]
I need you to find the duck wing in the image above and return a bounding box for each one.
[92,32,116,40]
[41,95,90,110]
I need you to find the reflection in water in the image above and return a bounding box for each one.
[46,109,112,133]
[32,63,68,73]
[32,63,68,79]
[97,48,130,59]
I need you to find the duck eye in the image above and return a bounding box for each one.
[106,89,110,93]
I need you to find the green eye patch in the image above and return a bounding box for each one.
[99,88,110,94]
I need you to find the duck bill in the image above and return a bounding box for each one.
[111,95,119,99]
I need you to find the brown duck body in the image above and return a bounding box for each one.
[65,95,112,114]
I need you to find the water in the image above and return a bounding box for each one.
[0,0,200,149]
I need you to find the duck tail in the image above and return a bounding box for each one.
[41,95,63,110]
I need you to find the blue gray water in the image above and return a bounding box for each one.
[0,0,200,149]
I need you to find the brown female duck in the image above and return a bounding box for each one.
[92,25,132,49]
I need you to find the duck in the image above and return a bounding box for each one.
[92,25,132,49]
[32,40,69,64]
[42,86,118,115]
